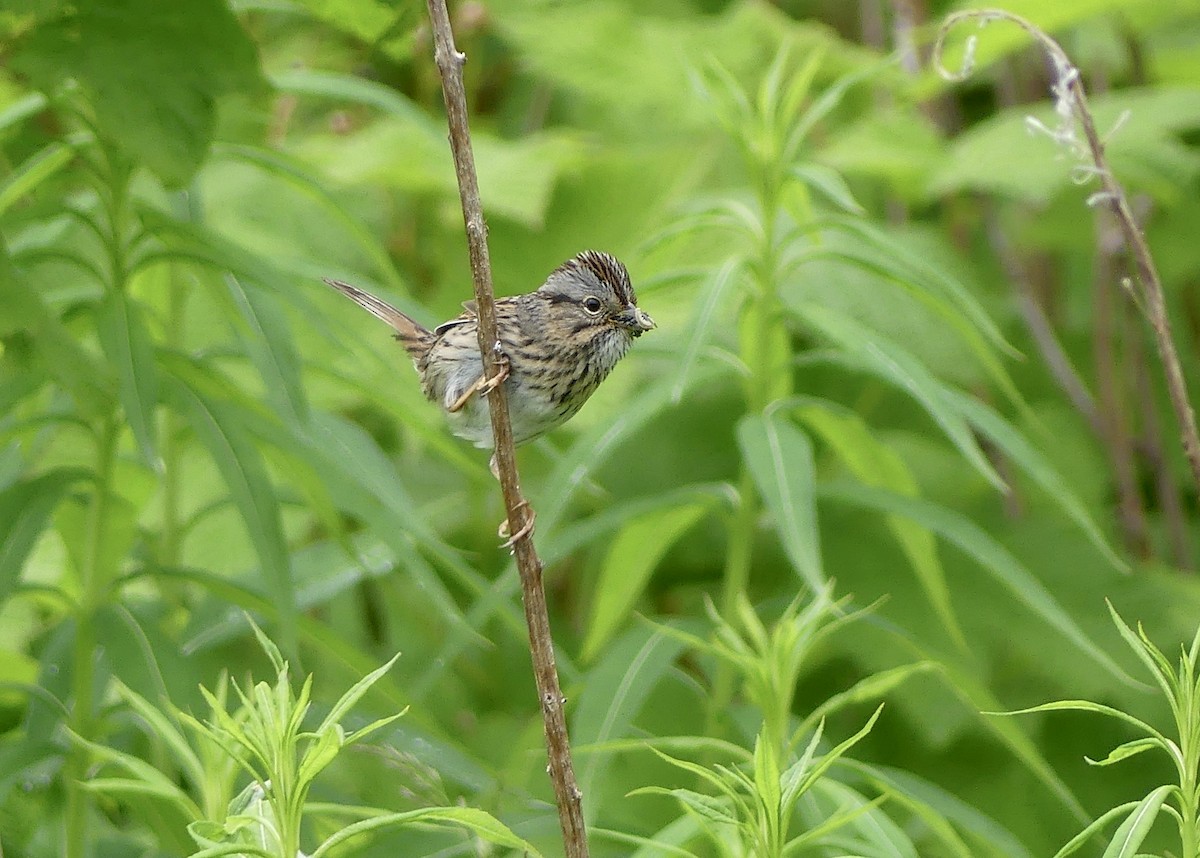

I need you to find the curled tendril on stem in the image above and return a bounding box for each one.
[933,9,1133,186]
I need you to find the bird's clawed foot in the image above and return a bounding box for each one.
[498,500,536,549]
[448,355,510,414]
[478,354,511,398]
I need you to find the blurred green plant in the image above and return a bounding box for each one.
[999,605,1200,858]
[71,622,540,857]
[606,589,1021,857]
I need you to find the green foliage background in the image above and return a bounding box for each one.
[3,0,1200,855]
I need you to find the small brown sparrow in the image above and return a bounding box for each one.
[324,250,655,449]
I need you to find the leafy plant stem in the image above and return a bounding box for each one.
[65,416,119,858]
[706,468,759,742]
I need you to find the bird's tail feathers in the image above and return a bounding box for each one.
[323,279,432,356]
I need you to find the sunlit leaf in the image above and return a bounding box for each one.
[96,289,159,468]
[0,468,89,602]
[795,304,1004,489]
[583,503,709,661]
[737,412,822,587]
[164,374,298,659]
[1100,785,1171,858]
[795,399,964,647]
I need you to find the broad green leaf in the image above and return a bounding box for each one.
[817,215,1016,358]
[575,627,690,826]
[96,289,159,468]
[583,503,709,661]
[12,0,263,185]
[282,0,402,46]
[794,304,1004,490]
[223,274,308,422]
[1101,785,1171,858]
[544,485,733,567]
[949,392,1125,571]
[0,266,115,416]
[271,68,429,123]
[0,468,88,602]
[821,481,1138,686]
[789,163,865,214]
[162,353,480,651]
[795,399,964,647]
[737,412,822,587]
[164,375,298,659]
[672,255,743,403]
[211,142,405,290]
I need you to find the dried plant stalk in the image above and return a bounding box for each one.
[422,1,590,854]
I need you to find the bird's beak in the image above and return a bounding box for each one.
[619,306,656,336]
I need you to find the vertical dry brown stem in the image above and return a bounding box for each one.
[1094,212,1150,558]
[935,8,1200,506]
[422,2,589,854]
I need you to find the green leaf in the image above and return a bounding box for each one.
[737,412,823,587]
[223,275,308,422]
[789,163,865,214]
[574,628,690,826]
[795,304,1005,490]
[0,267,115,416]
[317,652,401,735]
[13,0,263,185]
[68,730,200,818]
[96,289,159,468]
[821,481,1138,687]
[0,141,74,215]
[0,469,88,602]
[632,787,740,827]
[1101,785,1172,858]
[583,503,709,661]
[308,806,543,857]
[672,255,743,403]
[1050,801,1148,858]
[949,392,1125,571]
[928,87,1200,206]
[164,375,298,659]
[0,92,49,134]
[1085,738,1159,767]
[995,700,1169,747]
[795,399,964,647]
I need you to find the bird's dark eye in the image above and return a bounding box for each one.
[583,297,603,314]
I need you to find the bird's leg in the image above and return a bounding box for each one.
[477,352,511,397]
[498,499,536,548]
[447,353,510,413]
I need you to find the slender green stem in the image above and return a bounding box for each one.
[64,417,119,858]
